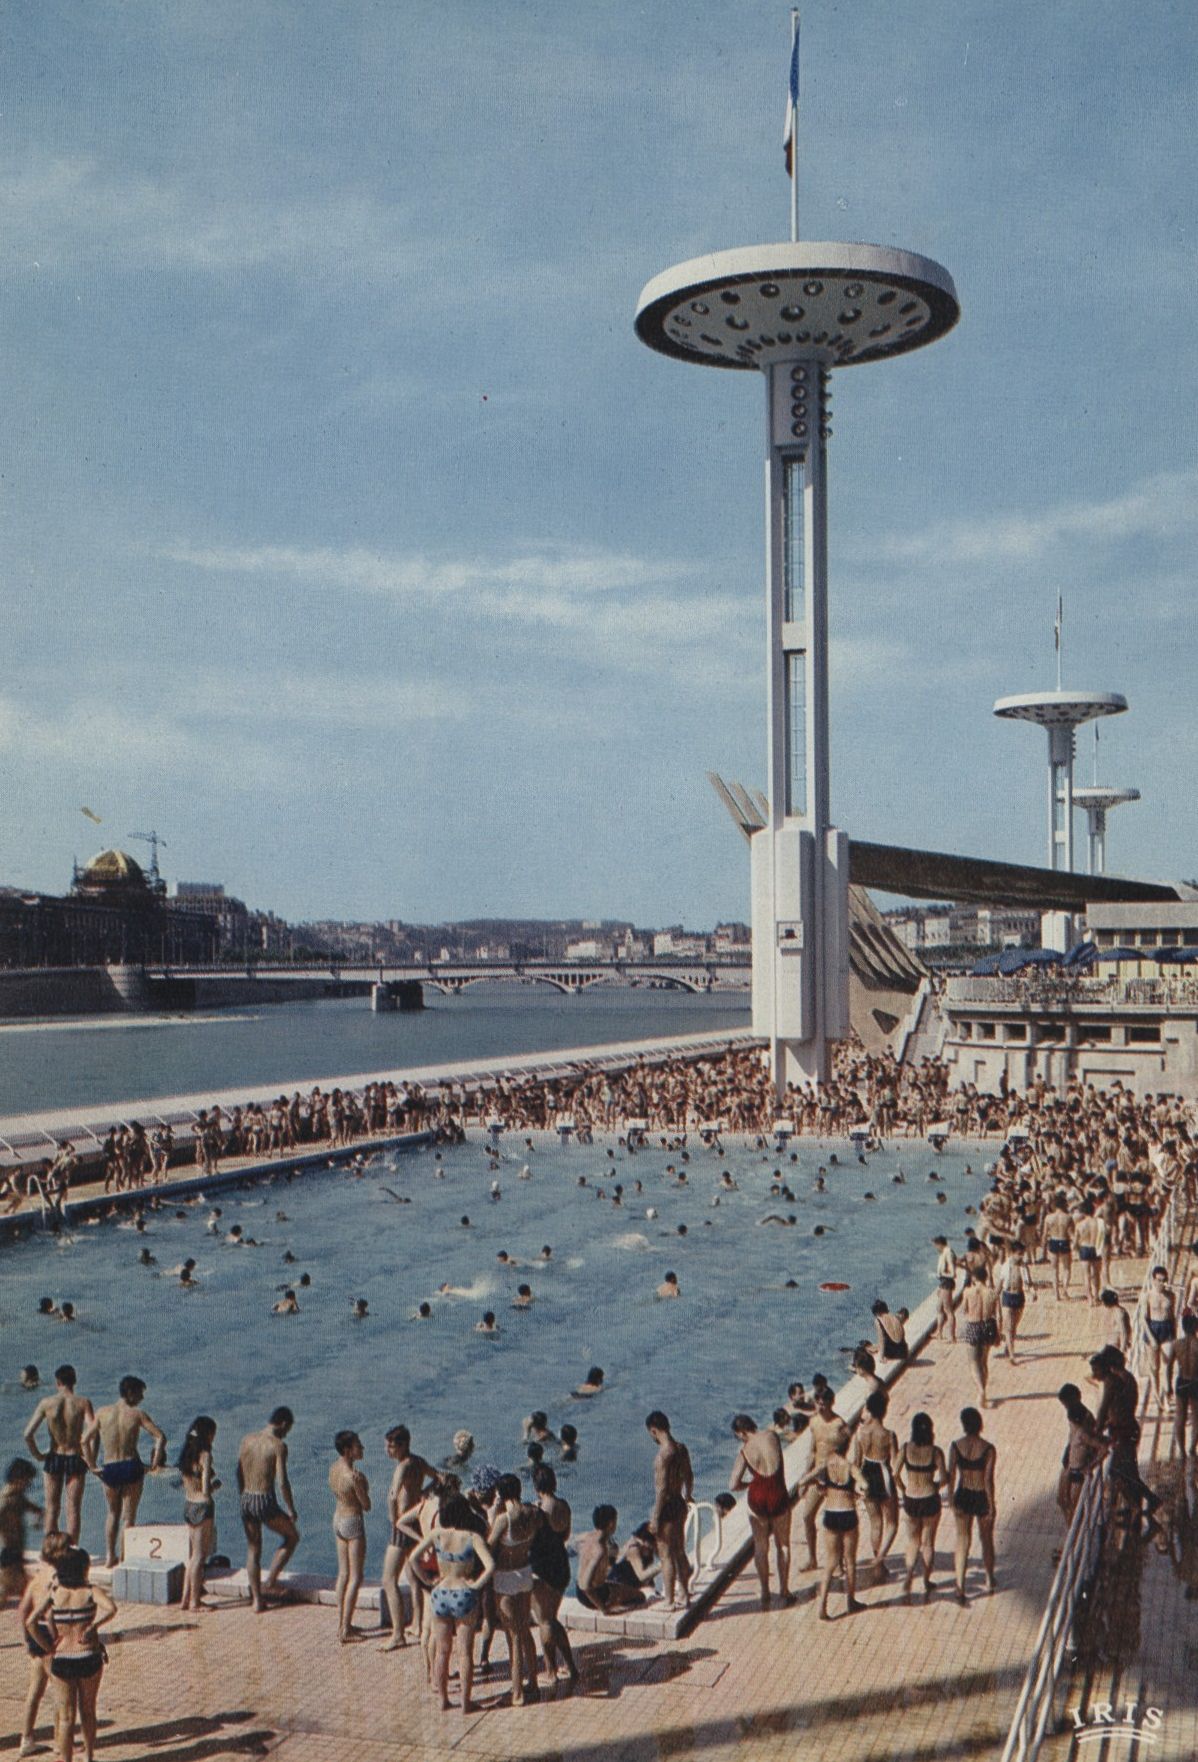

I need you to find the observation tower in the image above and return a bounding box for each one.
[993,691,1127,873]
[1072,784,1140,876]
[634,28,959,1093]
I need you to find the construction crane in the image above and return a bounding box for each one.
[127,830,168,887]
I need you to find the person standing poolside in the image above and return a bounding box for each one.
[894,1411,946,1601]
[413,1492,495,1716]
[1074,1202,1105,1306]
[947,1408,998,1603]
[1,1461,42,1607]
[528,1465,577,1687]
[995,1242,1037,1365]
[1055,1385,1104,1531]
[17,1529,71,1760]
[237,1406,300,1612]
[380,1425,441,1651]
[1091,1348,1162,1529]
[645,1411,693,1610]
[329,1430,370,1643]
[82,1377,165,1569]
[178,1417,219,1612]
[23,1365,93,1542]
[1172,1312,1198,1463]
[1042,1195,1075,1301]
[1143,1266,1177,1409]
[959,1274,1000,1409]
[932,1237,957,1342]
[1100,1287,1132,1356]
[795,1387,851,1571]
[730,1415,793,1608]
[487,1474,541,1706]
[26,1546,116,1762]
[797,1437,866,1620]
[851,1390,900,1577]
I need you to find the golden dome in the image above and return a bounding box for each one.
[78,848,148,890]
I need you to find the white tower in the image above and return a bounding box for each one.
[993,692,1127,872]
[1072,784,1139,876]
[637,242,958,1092]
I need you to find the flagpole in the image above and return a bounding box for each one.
[1055,592,1063,691]
[790,11,800,242]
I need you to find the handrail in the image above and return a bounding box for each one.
[1001,1184,1186,1762]
[683,1500,722,1575]
[999,1458,1109,1762]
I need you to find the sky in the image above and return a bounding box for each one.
[1,0,1197,927]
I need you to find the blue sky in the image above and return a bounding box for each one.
[1,0,1196,925]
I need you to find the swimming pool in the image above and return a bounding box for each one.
[0,1133,990,1577]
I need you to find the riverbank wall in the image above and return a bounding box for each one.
[0,965,368,1019]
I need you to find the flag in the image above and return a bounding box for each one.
[81,806,102,824]
[1054,593,1062,653]
[783,19,800,176]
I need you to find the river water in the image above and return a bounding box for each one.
[0,986,751,1117]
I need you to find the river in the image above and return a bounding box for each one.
[0,984,751,1116]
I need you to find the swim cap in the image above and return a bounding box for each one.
[470,1461,503,1495]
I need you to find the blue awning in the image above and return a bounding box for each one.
[1098,946,1144,961]
[1063,941,1097,968]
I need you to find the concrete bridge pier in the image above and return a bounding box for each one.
[371,981,424,1013]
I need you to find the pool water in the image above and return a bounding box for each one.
[0,1134,990,1577]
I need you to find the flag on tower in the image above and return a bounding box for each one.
[783,18,800,175]
[1054,593,1062,653]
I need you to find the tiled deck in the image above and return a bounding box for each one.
[5,1233,1195,1762]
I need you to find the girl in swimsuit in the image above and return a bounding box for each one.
[487,1474,541,1707]
[893,1412,946,1601]
[328,1431,370,1644]
[26,1546,116,1762]
[414,1495,494,1715]
[177,1416,219,1613]
[529,1466,577,1687]
[851,1390,899,1577]
[947,1408,998,1603]
[797,1443,866,1620]
[730,1415,793,1609]
[872,1299,908,1363]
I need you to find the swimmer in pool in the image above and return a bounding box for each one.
[512,1285,534,1309]
[352,1299,369,1319]
[523,1412,555,1445]
[273,1290,300,1315]
[573,1368,605,1398]
[414,1303,432,1320]
[138,1248,156,1267]
[179,1263,197,1289]
[657,1272,681,1299]
[476,1312,499,1334]
[559,1423,579,1461]
[760,1215,798,1227]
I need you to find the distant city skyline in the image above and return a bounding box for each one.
[2,2,1196,925]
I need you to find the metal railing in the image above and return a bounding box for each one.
[683,1500,724,1575]
[1001,1183,1187,1762]
[999,1460,1109,1762]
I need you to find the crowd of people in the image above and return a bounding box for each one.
[3,1038,1198,1747]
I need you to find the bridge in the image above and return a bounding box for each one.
[143,954,751,999]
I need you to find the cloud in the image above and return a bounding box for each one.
[0,694,285,791]
[852,468,1198,569]
[180,671,467,730]
[0,153,429,281]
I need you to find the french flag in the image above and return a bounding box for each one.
[783,19,800,175]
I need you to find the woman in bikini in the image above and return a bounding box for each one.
[947,1407,998,1603]
[328,1431,370,1643]
[730,1414,793,1608]
[413,1493,495,1715]
[487,1475,540,1707]
[178,1416,219,1612]
[797,1439,867,1620]
[26,1547,116,1762]
[893,1411,946,1601]
[851,1390,899,1577]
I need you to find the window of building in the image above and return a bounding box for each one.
[1003,1023,1027,1041]
[1077,1025,1112,1044]
[960,1021,973,1039]
[979,1022,996,1041]
[1127,1024,1161,1045]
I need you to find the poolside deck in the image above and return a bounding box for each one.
[5,1231,1195,1762]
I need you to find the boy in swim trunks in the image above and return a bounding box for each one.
[23,1365,94,1542]
[82,1376,165,1568]
[237,1406,300,1612]
[646,1411,693,1610]
[0,1460,42,1607]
